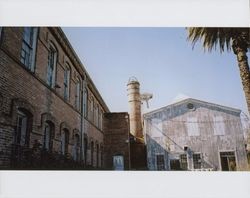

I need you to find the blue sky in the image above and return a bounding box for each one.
[62,27,249,115]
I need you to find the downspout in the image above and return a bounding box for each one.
[80,74,87,166]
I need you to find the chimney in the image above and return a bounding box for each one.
[127,77,143,138]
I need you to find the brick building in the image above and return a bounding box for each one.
[103,112,131,170]
[0,27,110,169]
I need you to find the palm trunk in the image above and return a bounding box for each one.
[234,47,250,114]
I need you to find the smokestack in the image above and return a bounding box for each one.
[127,77,143,138]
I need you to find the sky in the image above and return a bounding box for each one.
[62,27,249,115]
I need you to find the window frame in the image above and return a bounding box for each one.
[0,27,2,41]
[73,134,80,161]
[15,108,32,147]
[20,27,38,72]
[61,129,69,155]
[213,116,225,136]
[186,117,200,136]
[63,63,71,101]
[180,154,188,170]
[156,154,165,170]
[193,153,202,169]
[75,78,81,110]
[90,141,94,166]
[43,121,54,151]
[90,97,94,121]
[47,43,57,88]
[83,88,88,117]
[100,110,103,131]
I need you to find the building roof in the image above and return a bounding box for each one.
[144,97,241,117]
[50,27,110,112]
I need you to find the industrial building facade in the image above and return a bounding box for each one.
[144,98,249,171]
[0,27,111,169]
[0,27,248,171]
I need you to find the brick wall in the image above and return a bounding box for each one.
[103,112,130,170]
[0,27,107,169]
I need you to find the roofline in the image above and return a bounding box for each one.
[50,27,110,112]
[144,98,241,117]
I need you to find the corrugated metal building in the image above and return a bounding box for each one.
[144,97,249,171]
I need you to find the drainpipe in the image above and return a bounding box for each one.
[80,75,87,166]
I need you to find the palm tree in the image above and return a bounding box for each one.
[187,28,250,114]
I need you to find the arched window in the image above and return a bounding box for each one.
[75,78,81,110]
[100,145,103,167]
[90,141,94,166]
[83,88,88,117]
[63,64,70,100]
[96,143,99,167]
[16,108,32,146]
[47,43,57,88]
[61,129,69,155]
[43,121,54,151]
[73,134,80,161]
[21,27,38,71]
[84,136,88,164]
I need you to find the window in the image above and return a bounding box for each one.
[16,108,32,146]
[47,43,57,87]
[0,27,2,40]
[98,106,101,128]
[96,143,99,167]
[151,118,163,138]
[94,104,98,126]
[180,154,188,170]
[75,80,81,110]
[20,27,38,71]
[193,153,202,169]
[186,117,200,136]
[100,145,103,167]
[90,97,94,121]
[90,141,94,166]
[113,155,124,170]
[73,134,80,161]
[61,129,69,155]
[84,137,88,164]
[100,110,103,130]
[156,154,165,170]
[63,65,70,100]
[83,89,88,117]
[43,121,54,151]
[213,116,225,136]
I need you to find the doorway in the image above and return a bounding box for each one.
[220,151,236,171]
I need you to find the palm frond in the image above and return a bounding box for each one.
[186,27,249,53]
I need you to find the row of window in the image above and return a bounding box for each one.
[16,108,80,160]
[186,116,226,136]
[19,27,103,130]
[151,116,227,138]
[155,153,201,170]
[156,151,237,171]
[16,107,103,164]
